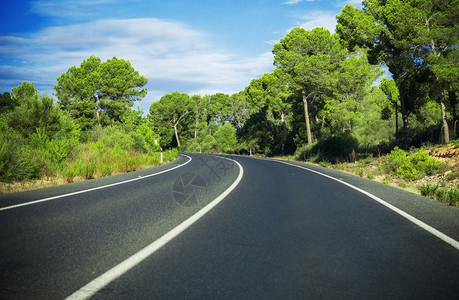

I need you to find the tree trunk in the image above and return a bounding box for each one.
[302,86,313,144]
[281,111,287,139]
[400,92,409,149]
[449,90,457,121]
[440,89,449,144]
[95,105,100,126]
[173,124,181,148]
[395,101,398,134]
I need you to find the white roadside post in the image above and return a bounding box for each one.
[160,148,163,163]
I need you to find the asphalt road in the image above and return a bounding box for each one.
[1,153,459,299]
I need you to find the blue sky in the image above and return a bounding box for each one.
[0,0,362,112]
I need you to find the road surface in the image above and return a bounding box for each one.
[1,153,458,299]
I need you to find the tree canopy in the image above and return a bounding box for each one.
[54,56,147,133]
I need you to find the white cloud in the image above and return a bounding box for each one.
[0,18,274,111]
[30,0,117,17]
[293,11,338,33]
[283,0,316,5]
[342,0,363,6]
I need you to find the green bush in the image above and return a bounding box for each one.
[64,165,77,183]
[315,135,359,163]
[80,162,96,179]
[446,188,459,206]
[185,140,202,153]
[385,147,443,181]
[294,135,358,163]
[294,143,317,161]
[418,183,440,197]
[418,184,458,206]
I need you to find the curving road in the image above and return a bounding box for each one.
[1,153,459,299]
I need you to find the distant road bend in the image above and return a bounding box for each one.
[1,153,459,299]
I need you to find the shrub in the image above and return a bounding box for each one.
[294,143,317,161]
[100,164,114,177]
[385,147,443,181]
[418,183,440,197]
[185,140,201,153]
[314,135,359,163]
[418,184,459,206]
[446,188,459,206]
[80,162,96,179]
[64,165,77,183]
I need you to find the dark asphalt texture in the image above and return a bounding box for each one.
[1,153,459,299]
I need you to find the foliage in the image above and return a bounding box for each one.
[294,142,317,161]
[336,0,459,146]
[54,56,148,133]
[0,92,17,113]
[294,134,358,163]
[272,27,346,144]
[149,92,193,149]
[385,147,443,181]
[418,184,459,207]
[3,4,458,193]
[0,82,172,188]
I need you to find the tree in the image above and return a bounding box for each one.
[214,122,238,153]
[148,92,193,149]
[225,91,253,129]
[206,93,230,125]
[336,0,459,145]
[383,0,458,143]
[0,92,17,113]
[273,27,345,144]
[189,95,207,140]
[320,51,382,135]
[54,56,148,131]
[380,78,400,132]
[97,57,148,123]
[54,56,102,132]
[245,69,293,139]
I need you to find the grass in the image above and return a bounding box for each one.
[0,144,178,194]
[418,184,459,206]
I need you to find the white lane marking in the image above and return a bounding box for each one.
[0,155,192,212]
[65,156,243,300]
[261,157,459,251]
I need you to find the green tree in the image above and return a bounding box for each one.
[54,56,101,132]
[1,82,79,181]
[337,2,412,146]
[225,91,253,129]
[337,0,459,146]
[189,95,207,140]
[97,57,148,123]
[273,27,345,144]
[149,92,193,149]
[320,51,382,135]
[246,70,293,139]
[0,92,17,113]
[214,122,238,153]
[383,0,458,143]
[205,93,230,124]
[380,78,400,132]
[54,56,148,132]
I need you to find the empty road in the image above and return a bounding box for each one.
[1,153,459,299]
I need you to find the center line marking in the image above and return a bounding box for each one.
[65,156,243,300]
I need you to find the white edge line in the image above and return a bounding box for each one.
[265,158,459,251]
[0,154,193,212]
[65,156,244,300]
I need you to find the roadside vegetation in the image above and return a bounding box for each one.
[1,1,457,201]
[0,63,176,194]
[291,142,459,206]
